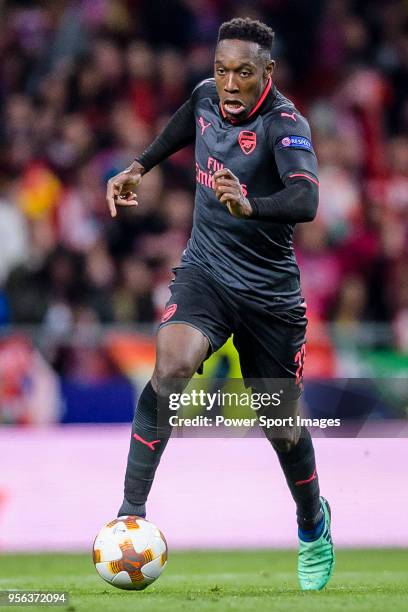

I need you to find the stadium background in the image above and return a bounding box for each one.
[0,0,407,552]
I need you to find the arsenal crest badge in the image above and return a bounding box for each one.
[238,130,257,155]
[161,303,177,323]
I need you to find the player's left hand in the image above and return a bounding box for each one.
[213,169,253,218]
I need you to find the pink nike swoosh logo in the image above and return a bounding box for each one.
[133,433,160,451]
[281,112,297,121]
[295,468,317,486]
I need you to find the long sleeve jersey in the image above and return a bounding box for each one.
[136,78,319,310]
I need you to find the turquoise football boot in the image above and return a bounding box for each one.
[298,497,335,590]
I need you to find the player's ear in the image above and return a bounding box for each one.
[265,60,275,79]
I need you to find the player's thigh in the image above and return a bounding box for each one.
[158,266,232,355]
[153,265,232,393]
[234,303,307,450]
[153,322,209,387]
[234,302,307,384]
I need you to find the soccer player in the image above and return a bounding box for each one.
[106,17,334,590]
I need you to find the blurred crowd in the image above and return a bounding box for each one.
[0,0,407,351]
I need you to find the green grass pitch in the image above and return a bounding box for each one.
[0,549,407,611]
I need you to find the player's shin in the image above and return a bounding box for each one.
[118,381,172,518]
[273,426,323,534]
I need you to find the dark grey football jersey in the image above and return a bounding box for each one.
[139,78,319,311]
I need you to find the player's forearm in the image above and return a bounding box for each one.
[249,178,318,223]
[136,99,196,172]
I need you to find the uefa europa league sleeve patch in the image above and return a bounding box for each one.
[278,136,312,151]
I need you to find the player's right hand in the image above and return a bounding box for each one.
[106,161,145,218]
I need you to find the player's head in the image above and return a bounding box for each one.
[215,17,275,121]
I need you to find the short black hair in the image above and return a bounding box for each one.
[217,17,274,55]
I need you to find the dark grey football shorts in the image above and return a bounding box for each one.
[159,264,307,390]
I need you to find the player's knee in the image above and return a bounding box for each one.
[271,437,297,454]
[155,357,195,380]
[268,426,300,454]
[153,358,195,396]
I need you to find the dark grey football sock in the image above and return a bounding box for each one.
[117,498,147,518]
[274,427,323,530]
[118,381,172,518]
